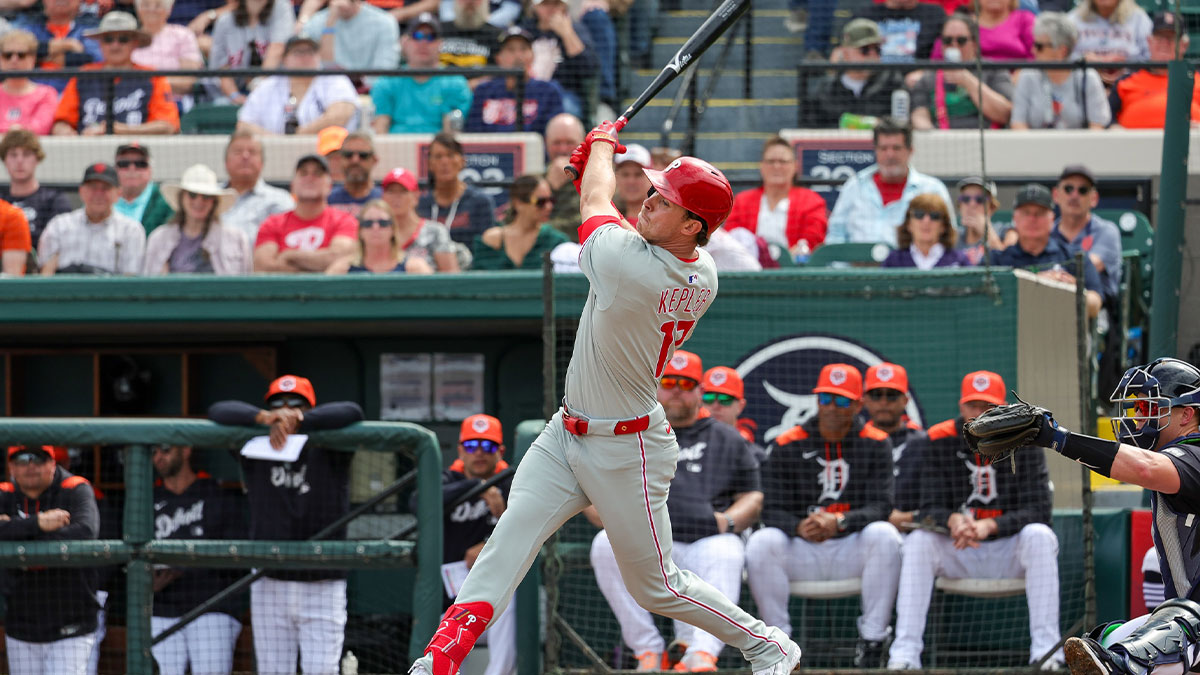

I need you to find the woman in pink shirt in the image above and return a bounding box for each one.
[132,0,204,96]
[978,0,1035,59]
[0,30,59,135]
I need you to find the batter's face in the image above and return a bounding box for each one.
[1053,176,1098,219]
[863,388,908,430]
[874,133,911,181]
[152,445,189,478]
[636,191,699,247]
[659,377,702,426]
[9,453,55,496]
[457,440,502,479]
[702,393,745,427]
[960,400,999,421]
[614,162,651,205]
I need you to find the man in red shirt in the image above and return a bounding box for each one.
[253,154,358,273]
[0,198,31,276]
[1109,11,1200,129]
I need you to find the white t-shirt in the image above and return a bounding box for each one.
[756,194,790,250]
[564,218,718,419]
[237,75,359,134]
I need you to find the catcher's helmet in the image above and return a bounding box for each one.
[643,157,734,232]
[1110,358,1200,449]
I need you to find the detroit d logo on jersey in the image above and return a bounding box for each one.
[734,334,924,444]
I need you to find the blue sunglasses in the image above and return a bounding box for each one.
[817,393,854,408]
[410,30,437,42]
[462,439,500,454]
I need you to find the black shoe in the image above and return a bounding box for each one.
[1065,637,1123,675]
[853,638,886,669]
[664,640,688,671]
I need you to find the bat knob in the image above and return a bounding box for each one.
[565,165,580,180]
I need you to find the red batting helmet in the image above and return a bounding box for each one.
[643,157,734,231]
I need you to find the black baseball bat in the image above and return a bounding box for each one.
[566,0,750,178]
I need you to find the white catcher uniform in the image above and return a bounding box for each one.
[412,212,798,675]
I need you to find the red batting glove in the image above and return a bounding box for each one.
[567,145,589,194]
[584,120,627,154]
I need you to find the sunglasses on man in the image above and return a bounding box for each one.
[462,439,500,454]
[1059,184,1092,195]
[660,376,698,391]
[10,453,49,466]
[865,389,904,401]
[268,395,309,409]
[702,392,739,406]
[817,393,854,408]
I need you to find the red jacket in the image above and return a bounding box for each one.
[724,186,828,249]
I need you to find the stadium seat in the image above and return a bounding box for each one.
[789,578,863,599]
[806,242,892,267]
[925,577,1028,667]
[180,104,241,135]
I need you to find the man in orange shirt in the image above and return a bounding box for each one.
[0,198,31,275]
[51,12,180,136]
[1109,11,1200,129]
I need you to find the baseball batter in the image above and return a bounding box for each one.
[958,358,1200,675]
[411,123,802,675]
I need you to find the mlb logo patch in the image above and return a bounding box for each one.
[688,274,697,284]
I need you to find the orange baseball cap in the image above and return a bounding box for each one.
[7,445,53,461]
[702,366,744,399]
[317,126,348,156]
[813,363,863,400]
[460,414,503,444]
[265,375,316,407]
[865,362,908,393]
[662,350,703,382]
[960,370,1006,405]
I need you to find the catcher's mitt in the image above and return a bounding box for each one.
[962,396,1056,458]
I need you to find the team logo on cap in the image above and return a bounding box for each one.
[278,377,297,392]
[876,366,894,381]
[829,368,847,386]
[709,370,727,385]
[666,159,683,172]
[472,417,491,433]
[92,163,106,172]
[973,375,991,392]
[669,353,689,370]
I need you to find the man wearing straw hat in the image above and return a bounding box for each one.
[50,11,179,136]
[142,164,251,275]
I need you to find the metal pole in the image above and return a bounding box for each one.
[1076,252,1098,632]
[543,252,557,420]
[124,444,153,675]
[1149,60,1191,359]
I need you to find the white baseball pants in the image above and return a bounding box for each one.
[744,522,903,642]
[151,612,242,675]
[6,633,95,675]
[889,524,1061,667]
[251,577,347,674]
[591,529,747,657]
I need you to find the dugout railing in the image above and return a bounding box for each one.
[0,417,443,674]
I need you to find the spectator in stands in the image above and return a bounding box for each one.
[439,0,503,69]
[520,0,596,117]
[419,413,516,675]
[417,131,497,245]
[0,198,30,275]
[1012,13,1111,130]
[39,163,146,276]
[704,227,765,271]
[911,15,1014,130]
[132,0,204,97]
[806,19,903,128]
[701,365,765,459]
[209,0,294,105]
[1109,11,1200,128]
[380,167,464,272]
[881,193,970,268]
[992,183,1104,317]
[725,136,827,259]
[472,174,567,270]
[295,0,440,29]
[254,154,358,272]
[221,130,295,245]
[300,0,399,72]
[149,443,246,675]
[973,0,1034,60]
[144,164,251,275]
[207,375,364,675]
[575,0,617,110]
[372,13,473,134]
[237,36,359,136]
[827,118,955,246]
[1052,164,1122,303]
[542,112,584,238]
[1068,0,1152,73]
[590,350,763,673]
[611,143,650,226]
[888,371,1063,670]
[464,26,565,135]
[953,176,1006,265]
[0,445,101,675]
[745,363,901,669]
[51,12,181,136]
[114,143,175,235]
[857,0,945,61]
[16,0,101,89]
[0,129,71,252]
[328,131,382,217]
[325,198,435,274]
[0,30,59,135]
[859,362,925,530]
[318,125,349,183]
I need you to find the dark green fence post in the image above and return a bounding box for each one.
[514,420,545,675]
[410,432,444,661]
[1150,59,1192,358]
[124,444,153,674]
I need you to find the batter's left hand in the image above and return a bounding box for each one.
[567,144,589,192]
[584,120,626,154]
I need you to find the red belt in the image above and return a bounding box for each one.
[562,411,651,436]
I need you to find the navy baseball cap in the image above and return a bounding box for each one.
[1013,183,1053,210]
[1059,164,1096,186]
[295,154,329,173]
[1151,11,1181,35]
[498,26,534,47]
[82,162,119,187]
